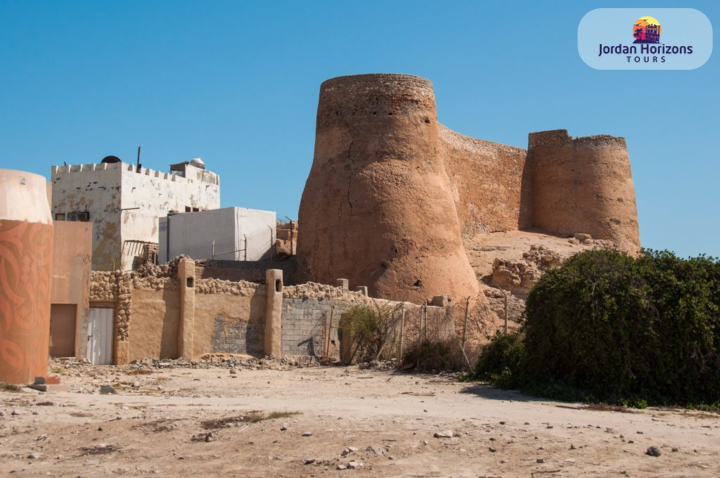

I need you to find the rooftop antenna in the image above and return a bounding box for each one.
[136,146,142,172]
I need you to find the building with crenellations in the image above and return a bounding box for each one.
[51,157,220,271]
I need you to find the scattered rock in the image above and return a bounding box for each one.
[434,430,454,438]
[304,458,315,465]
[646,446,661,457]
[100,385,116,395]
[341,447,358,456]
[302,431,313,437]
[348,461,363,469]
[537,458,545,463]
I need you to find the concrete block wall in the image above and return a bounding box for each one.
[281,298,335,356]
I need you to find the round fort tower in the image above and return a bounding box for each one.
[297,74,480,303]
[528,130,640,253]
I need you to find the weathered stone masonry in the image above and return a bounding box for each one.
[298,73,641,308]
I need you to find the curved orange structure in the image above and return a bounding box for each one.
[298,74,480,303]
[0,169,53,384]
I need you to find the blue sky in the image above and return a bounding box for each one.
[0,1,717,257]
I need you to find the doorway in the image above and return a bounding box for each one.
[87,307,114,365]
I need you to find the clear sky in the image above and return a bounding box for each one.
[0,1,717,258]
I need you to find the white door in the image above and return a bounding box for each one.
[87,308,114,365]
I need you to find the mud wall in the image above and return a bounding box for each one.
[90,266,456,362]
[527,130,640,252]
[298,74,480,304]
[440,125,531,237]
[128,288,180,361]
[192,283,265,358]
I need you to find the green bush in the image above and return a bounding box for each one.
[475,249,720,407]
[474,332,525,389]
[402,337,471,373]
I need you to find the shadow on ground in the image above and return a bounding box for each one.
[459,383,550,403]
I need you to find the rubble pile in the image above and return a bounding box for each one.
[283,282,371,303]
[133,255,190,279]
[195,278,260,296]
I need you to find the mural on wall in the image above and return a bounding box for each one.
[0,220,53,384]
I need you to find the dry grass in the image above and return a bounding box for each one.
[201,411,300,430]
[0,382,22,393]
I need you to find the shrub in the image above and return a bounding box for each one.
[339,301,401,361]
[511,248,720,406]
[474,331,525,389]
[402,337,471,373]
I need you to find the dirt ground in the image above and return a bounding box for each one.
[1,362,719,477]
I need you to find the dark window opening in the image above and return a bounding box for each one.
[186,277,194,288]
[275,279,282,292]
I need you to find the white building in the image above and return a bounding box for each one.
[159,207,276,263]
[51,157,220,271]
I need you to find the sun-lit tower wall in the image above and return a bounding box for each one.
[297,74,480,303]
[0,169,54,384]
[528,130,640,253]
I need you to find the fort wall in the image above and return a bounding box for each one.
[298,75,642,303]
[439,125,531,237]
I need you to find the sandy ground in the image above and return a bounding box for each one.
[1,363,719,477]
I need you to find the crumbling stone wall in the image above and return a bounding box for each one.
[90,270,133,363]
